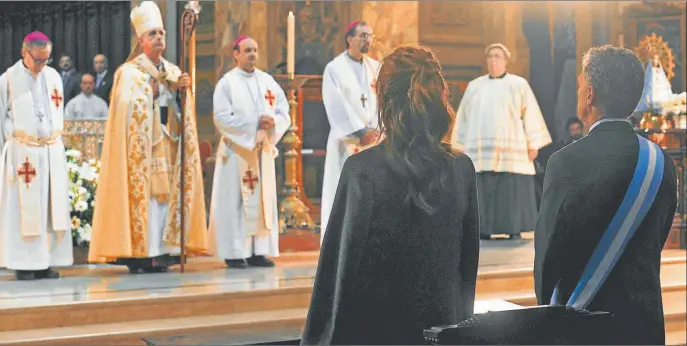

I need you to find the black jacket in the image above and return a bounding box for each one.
[534,120,677,345]
[301,144,480,345]
[93,70,114,105]
[61,69,81,106]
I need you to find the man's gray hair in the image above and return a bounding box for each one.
[22,40,52,50]
[581,45,645,119]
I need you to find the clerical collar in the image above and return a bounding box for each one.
[589,118,630,132]
[345,52,363,63]
[237,67,256,77]
[488,72,508,79]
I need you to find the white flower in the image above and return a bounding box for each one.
[79,164,98,182]
[76,224,92,245]
[90,200,96,208]
[75,200,88,212]
[66,149,81,159]
[67,161,80,174]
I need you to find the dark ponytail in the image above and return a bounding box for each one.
[376,45,456,214]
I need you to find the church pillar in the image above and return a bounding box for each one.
[360,1,419,61]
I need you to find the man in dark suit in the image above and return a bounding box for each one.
[58,53,81,105]
[534,45,677,345]
[92,54,114,104]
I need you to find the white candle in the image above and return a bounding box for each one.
[287,11,295,76]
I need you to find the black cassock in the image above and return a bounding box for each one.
[534,121,678,345]
[301,144,480,345]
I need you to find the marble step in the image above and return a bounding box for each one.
[1,255,683,333]
[0,300,524,346]
[0,308,308,345]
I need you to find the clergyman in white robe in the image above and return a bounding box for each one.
[64,92,109,120]
[0,60,72,279]
[452,72,551,238]
[209,67,290,265]
[320,52,379,242]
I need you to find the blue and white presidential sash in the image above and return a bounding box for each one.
[551,134,665,310]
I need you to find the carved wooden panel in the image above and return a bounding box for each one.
[420,2,483,45]
[419,1,486,106]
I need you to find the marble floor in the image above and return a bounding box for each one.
[0,233,537,311]
[4,233,681,313]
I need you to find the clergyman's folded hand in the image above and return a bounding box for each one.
[259,115,275,130]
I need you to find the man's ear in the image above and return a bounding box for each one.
[587,84,595,106]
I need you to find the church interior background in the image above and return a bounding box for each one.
[0,1,685,345]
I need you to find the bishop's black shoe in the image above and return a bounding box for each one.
[225,259,248,269]
[247,255,275,268]
[35,267,60,279]
[15,270,35,281]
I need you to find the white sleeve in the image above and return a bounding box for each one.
[322,64,366,140]
[212,76,258,150]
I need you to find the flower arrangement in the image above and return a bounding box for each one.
[66,148,100,247]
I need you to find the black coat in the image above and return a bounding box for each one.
[93,71,114,105]
[301,144,480,345]
[534,120,677,345]
[61,69,81,106]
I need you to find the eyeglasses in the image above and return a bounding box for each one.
[359,33,375,41]
[26,50,52,65]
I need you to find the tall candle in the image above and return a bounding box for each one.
[287,11,295,76]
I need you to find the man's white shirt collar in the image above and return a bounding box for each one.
[589,118,630,133]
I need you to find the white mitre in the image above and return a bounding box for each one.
[131,1,164,37]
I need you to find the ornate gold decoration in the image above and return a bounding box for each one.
[634,33,676,81]
[62,120,107,162]
[278,77,316,233]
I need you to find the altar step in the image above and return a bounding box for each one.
[0,252,683,345]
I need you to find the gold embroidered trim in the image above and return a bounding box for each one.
[8,130,62,147]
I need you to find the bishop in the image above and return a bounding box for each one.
[88,1,208,272]
[209,36,291,268]
[0,32,72,280]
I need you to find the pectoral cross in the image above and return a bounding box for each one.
[361,94,368,108]
[242,169,259,194]
[50,88,62,108]
[17,157,37,189]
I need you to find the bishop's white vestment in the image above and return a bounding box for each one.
[320,52,380,242]
[209,67,291,260]
[452,73,551,236]
[0,60,72,271]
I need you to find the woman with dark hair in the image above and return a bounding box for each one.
[301,45,480,345]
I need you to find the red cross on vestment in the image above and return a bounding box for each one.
[51,88,63,108]
[17,157,37,188]
[264,90,276,107]
[242,169,259,193]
